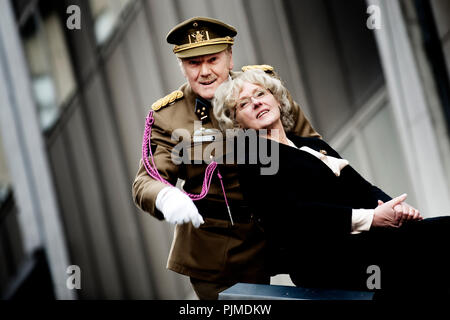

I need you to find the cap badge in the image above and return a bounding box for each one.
[189,30,210,44]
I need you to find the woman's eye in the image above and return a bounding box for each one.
[256,90,265,97]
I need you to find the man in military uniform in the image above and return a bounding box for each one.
[132,17,320,299]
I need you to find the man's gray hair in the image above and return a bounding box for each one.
[213,69,295,132]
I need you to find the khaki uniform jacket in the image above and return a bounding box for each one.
[132,70,320,282]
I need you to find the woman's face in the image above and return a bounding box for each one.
[234,82,282,130]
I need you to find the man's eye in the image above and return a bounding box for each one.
[189,61,200,65]
[209,57,217,63]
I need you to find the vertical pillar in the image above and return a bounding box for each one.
[0,0,75,299]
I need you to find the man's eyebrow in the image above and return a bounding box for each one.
[184,57,200,62]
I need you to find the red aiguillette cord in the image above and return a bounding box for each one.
[141,110,234,225]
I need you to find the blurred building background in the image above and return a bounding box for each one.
[0,0,449,299]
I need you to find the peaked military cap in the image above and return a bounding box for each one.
[166,17,237,58]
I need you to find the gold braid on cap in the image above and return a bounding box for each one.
[173,36,234,54]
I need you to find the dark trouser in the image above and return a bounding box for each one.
[286,217,450,299]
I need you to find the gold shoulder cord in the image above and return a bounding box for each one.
[241,64,274,72]
[151,90,184,111]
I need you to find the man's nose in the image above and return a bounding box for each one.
[200,63,211,76]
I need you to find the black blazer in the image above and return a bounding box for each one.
[238,134,392,244]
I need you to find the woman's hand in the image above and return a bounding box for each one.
[372,193,422,228]
[377,198,423,226]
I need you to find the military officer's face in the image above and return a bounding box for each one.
[234,82,284,131]
[181,49,234,100]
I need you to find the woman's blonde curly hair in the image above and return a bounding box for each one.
[212,69,295,133]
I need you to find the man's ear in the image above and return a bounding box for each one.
[178,58,187,77]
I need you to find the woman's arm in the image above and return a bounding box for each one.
[316,139,423,226]
[315,139,392,205]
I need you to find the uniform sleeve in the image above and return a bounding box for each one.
[290,98,322,138]
[132,112,180,220]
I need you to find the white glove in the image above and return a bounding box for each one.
[156,187,204,228]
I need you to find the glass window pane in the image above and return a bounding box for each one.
[89,0,134,45]
[20,6,77,132]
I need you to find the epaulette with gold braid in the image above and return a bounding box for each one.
[151,90,183,111]
[241,64,274,73]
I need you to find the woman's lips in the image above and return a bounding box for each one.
[256,109,269,119]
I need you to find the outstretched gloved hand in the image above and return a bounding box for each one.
[156,187,204,228]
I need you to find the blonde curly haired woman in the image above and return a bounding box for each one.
[212,69,450,299]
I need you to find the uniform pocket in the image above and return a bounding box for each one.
[170,218,231,273]
[191,218,231,271]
